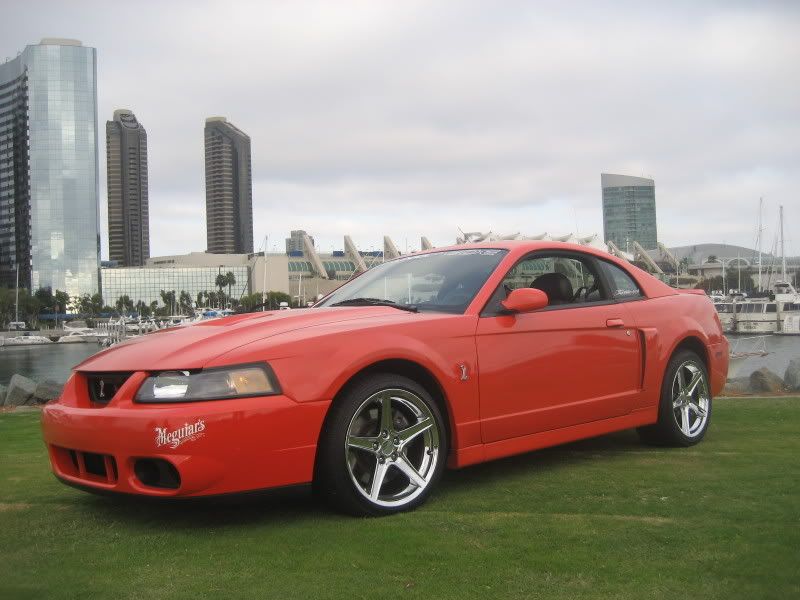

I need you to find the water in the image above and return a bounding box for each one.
[727,334,800,379]
[0,344,101,386]
[0,335,798,387]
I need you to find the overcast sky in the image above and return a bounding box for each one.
[3,0,799,257]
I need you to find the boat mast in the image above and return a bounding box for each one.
[757,198,763,292]
[737,252,741,291]
[780,205,786,281]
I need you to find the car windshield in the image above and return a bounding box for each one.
[317,248,508,313]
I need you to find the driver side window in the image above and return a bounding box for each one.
[490,254,608,311]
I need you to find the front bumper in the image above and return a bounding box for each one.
[41,372,330,497]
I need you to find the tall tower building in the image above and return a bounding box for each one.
[0,38,100,295]
[285,230,314,255]
[106,110,149,266]
[204,117,253,254]
[601,173,658,251]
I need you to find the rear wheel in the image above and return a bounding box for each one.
[315,373,447,516]
[638,350,712,446]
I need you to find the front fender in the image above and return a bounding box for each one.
[207,314,482,450]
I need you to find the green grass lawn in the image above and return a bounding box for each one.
[1,398,798,600]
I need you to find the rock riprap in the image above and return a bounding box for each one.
[1,376,63,407]
[784,358,800,392]
[33,380,63,403]
[721,377,751,395]
[748,367,786,394]
[3,374,38,407]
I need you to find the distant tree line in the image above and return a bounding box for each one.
[694,268,756,294]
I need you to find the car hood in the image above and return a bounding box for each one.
[75,307,414,372]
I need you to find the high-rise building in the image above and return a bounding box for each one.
[106,109,150,267]
[0,39,100,295]
[204,117,253,254]
[285,230,314,255]
[601,173,658,251]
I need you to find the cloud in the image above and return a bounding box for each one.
[3,0,799,256]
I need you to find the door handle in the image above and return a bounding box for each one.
[606,318,624,328]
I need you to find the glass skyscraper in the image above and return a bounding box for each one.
[601,173,658,251]
[0,38,100,296]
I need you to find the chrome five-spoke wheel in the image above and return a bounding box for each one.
[638,349,712,447]
[316,373,447,515]
[345,388,440,508]
[671,360,710,438]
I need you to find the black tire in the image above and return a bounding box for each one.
[314,373,448,516]
[638,349,712,447]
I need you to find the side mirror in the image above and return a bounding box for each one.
[500,288,549,313]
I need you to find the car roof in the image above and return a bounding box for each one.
[415,240,615,260]
[410,240,677,299]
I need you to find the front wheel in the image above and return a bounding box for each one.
[315,373,448,516]
[638,350,712,447]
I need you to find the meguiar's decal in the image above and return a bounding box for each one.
[155,420,206,449]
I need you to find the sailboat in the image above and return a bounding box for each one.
[729,205,800,334]
[775,206,800,335]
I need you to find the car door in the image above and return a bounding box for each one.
[476,251,642,443]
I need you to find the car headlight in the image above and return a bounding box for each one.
[135,363,280,403]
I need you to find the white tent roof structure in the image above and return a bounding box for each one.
[455,230,609,253]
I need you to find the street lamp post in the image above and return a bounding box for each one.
[15,263,20,324]
[722,260,726,295]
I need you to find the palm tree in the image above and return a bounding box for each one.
[208,291,219,309]
[179,290,193,315]
[215,273,226,293]
[215,273,227,309]
[135,300,150,318]
[159,289,177,314]
[115,295,134,314]
[225,271,236,301]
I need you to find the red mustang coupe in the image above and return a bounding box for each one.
[41,242,728,515]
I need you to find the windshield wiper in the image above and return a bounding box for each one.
[330,297,418,312]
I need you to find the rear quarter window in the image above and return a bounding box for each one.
[599,260,643,300]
